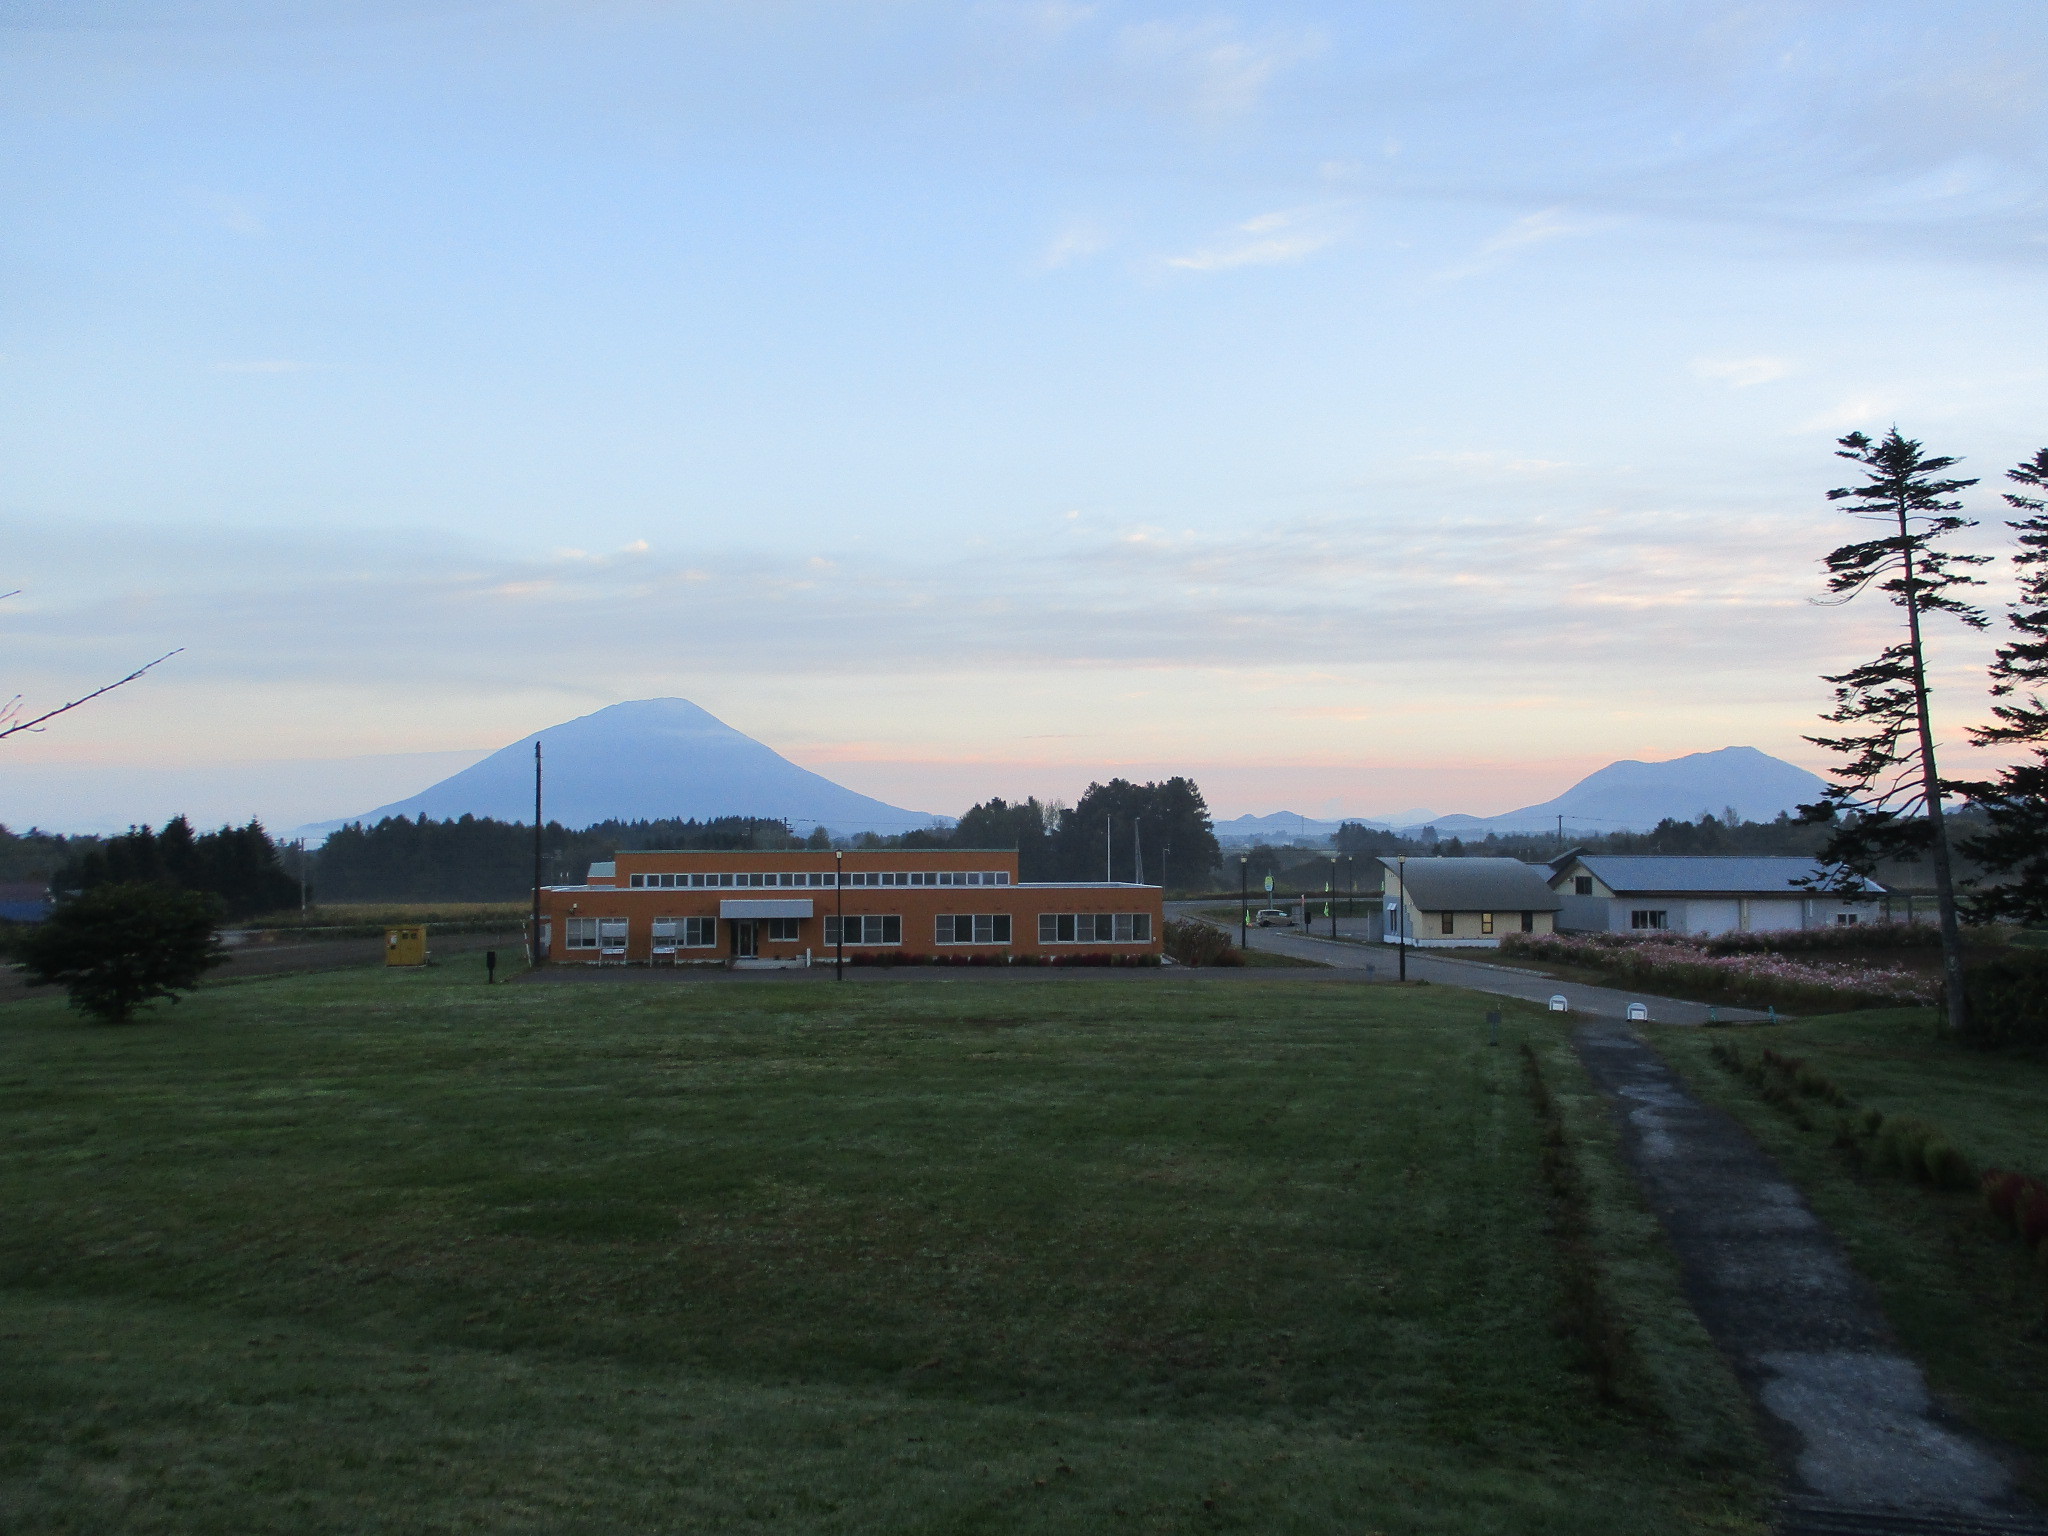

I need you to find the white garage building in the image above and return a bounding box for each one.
[1547,854,1886,936]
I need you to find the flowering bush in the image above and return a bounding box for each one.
[1501,929,1935,1008]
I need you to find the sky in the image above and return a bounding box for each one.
[2,0,2046,833]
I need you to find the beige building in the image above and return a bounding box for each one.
[1378,856,1563,948]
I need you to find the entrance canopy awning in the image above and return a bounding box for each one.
[719,899,814,919]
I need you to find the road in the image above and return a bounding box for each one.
[1169,904,1767,1025]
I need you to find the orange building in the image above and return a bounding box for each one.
[534,848,1164,966]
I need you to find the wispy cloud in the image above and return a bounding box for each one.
[1693,355,1794,388]
[1165,205,1345,272]
[1116,17,1323,117]
[1038,221,1109,270]
[1434,206,1599,282]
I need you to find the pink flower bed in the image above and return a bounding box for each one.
[1501,930,1935,1006]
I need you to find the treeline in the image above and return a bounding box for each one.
[307,777,1224,901]
[53,816,298,921]
[0,825,91,883]
[312,815,818,902]
[939,777,1221,886]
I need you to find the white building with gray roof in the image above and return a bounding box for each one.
[1377,856,1563,948]
[1546,854,1886,937]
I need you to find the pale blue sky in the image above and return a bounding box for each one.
[3,1,2045,831]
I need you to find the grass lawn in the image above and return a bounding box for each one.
[1,959,1764,1533]
[1651,1011,2048,1496]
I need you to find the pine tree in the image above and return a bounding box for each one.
[1958,448,2048,922]
[1801,428,1988,1032]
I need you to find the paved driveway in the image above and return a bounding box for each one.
[1169,904,1767,1025]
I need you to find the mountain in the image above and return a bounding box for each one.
[326,699,949,836]
[1213,812,1375,843]
[1409,746,1826,837]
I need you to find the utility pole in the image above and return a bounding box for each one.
[1556,814,1564,852]
[531,741,545,969]
[297,836,308,919]
[834,849,844,982]
[1104,813,1112,883]
[1396,853,1407,983]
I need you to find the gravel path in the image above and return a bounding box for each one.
[1572,1022,2046,1536]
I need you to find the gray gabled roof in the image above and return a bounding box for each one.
[1560,855,1883,895]
[1377,856,1562,911]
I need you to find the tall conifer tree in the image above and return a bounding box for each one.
[1959,448,2048,922]
[1801,429,1987,1032]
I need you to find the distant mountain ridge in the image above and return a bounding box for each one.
[1215,747,1826,842]
[1420,747,1826,836]
[322,699,948,836]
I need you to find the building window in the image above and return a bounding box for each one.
[824,915,902,946]
[1574,876,1593,896]
[936,914,1014,945]
[1630,910,1668,930]
[765,917,802,942]
[1480,912,1494,935]
[1834,912,1860,927]
[567,917,600,949]
[1440,912,1455,935]
[598,918,628,952]
[652,917,717,950]
[1521,911,1534,933]
[1038,913,1152,943]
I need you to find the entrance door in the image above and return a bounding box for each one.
[731,920,758,958]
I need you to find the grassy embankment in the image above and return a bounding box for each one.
[1,962,1765,1533]
[1652,1009,2048,1496]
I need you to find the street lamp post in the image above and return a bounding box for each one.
[1396,853,1407,982]
[1329,856,1338,940]
[1239,856,1248,950]
[835,849,844,982]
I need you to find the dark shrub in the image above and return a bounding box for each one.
[1984,1170,2025,1232]
[1163,918,1243,967]
[10,883,227,1023]
[1952,949,2048,1047]
[1920,1139,1976,1191]
[2020,1185,2048,1252]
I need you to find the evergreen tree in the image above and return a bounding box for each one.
[1960,448,2048,922]
[952,797,1055,881]
[1049,778,1219,887]
[54,816,297,920]
[1800,428,1988,1031]
[12,883,227,1023]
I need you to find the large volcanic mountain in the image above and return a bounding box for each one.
[341,698,946,835]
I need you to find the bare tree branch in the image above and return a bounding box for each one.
[0,650,183,742]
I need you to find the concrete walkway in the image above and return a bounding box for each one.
[1573,1022,2046,1536]
[1167,905,1767,1025]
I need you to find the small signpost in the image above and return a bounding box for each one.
[485,949,498,984]
[1626,1002,1648,1022]
[1485,1007,1501,1046]
[1547,994,1568,1013]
